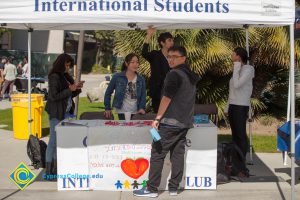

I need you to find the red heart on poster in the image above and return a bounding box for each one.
[121,158,149,179]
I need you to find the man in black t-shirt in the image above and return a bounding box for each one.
[142,26,174,113]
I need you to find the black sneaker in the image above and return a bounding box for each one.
[133,187,158,198]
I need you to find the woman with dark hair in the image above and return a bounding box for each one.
[45,53,84,178]
[225,47,255,157]
[104,53,146,120]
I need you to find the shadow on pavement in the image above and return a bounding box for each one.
[34,168,47,182]
[1,189,21,200]
[218,153,291,200]
[275,166,300,185]
[244,154,285,183]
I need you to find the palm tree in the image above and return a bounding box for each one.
[0,28,8,37]
[114,26,299,120]
[94,30,115,70]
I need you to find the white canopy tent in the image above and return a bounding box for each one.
[0,0,297,199]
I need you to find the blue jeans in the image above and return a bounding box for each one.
[46,118,60,163]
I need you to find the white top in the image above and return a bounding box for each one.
[3,63,17,81]
[22,63,29,77]
[227,62,255,107]
[116,75,138,114]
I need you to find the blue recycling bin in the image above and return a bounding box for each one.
[277,121,300,160]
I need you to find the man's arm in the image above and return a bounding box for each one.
[3,67,7,76]
[141,26,156,61]
[144,25,156,43]
[152,96,171,129]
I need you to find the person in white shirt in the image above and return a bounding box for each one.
[0,57,17,101]
[22,56,29,78]
[226,47,255,157]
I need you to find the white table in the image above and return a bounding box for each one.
[56,120,217,191]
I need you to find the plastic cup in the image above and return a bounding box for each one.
[124,112,131,122]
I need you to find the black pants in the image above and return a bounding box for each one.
[147,125,188,192]
[151,98,160,113]
[228,104,249,157]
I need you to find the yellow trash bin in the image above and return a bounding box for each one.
[11,94,44,140]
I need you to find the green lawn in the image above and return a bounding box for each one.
[218,134,277,153]
[0,97,105,136]
[0,97,278,153]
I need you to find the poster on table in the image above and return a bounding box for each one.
[88,124,154,191]
[88,121,217,191]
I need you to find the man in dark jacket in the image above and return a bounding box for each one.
[142,26,174,113]
[134,46,199,198]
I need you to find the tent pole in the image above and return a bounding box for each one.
[74,30,85,118]
[284,53,292,166]
[288,74,291,121]
[289,24,295,200]
[283,70,292,166]
[28,28,33,137]
[244,25,253,165]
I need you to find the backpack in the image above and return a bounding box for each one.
[27,135,47,169]
[217,142,249,182]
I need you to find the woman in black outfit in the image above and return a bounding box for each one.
[45,54,84,178]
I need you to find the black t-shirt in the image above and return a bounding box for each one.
[142,43,170,99]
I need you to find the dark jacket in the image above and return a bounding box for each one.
[161,64,200,128]
[45,72,81,120]
[104,71,146,111]
[142,43,170,99]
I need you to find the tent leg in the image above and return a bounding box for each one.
[289,24,295,200]
[248,114,253,165]
[244,25,253,165]
[283,151,288,166]
[74,30,85,118]
[284,66,292,166]
[28,28,33,137]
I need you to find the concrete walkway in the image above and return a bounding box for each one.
[0,100,11,110]
[0,128,299,200]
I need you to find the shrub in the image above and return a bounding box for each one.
[258,114,276,126]
[91,64,110,74]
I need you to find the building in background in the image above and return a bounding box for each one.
[0,30,97,76]
[0,31,11,49]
